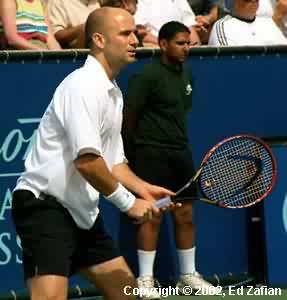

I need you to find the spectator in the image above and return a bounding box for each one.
[0,0,61,50]
[99,0,149,45]
[208,0,287,45]
[99,0,137,15]
[134,0,201,47]
[47,0,100,48]
[187,0,221,43]
[224,0,287,36]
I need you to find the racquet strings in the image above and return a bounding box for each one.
[199,138,274,207]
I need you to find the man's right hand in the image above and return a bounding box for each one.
[126,198,159,223]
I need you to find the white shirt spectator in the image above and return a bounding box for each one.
[225,0,275,16]
[224,0,287,37]
[208,14,287,45]
[15,55,127,229]
[134,0,197,37]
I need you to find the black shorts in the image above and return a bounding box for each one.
[11,190,120,281]
[133,145,197,200]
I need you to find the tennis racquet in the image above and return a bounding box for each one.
[156,135,277,209]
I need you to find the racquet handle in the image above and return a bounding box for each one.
[155,196,172,208]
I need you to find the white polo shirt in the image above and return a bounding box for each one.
[208,15,287,46]
[134,0,196,37]
[15,55,126,229]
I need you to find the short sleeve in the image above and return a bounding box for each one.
[54,85,103,160]
[114,135,128,166]
[208,21,221,45]
[208,18,233,45]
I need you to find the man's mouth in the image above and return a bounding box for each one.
[128,50,136,55]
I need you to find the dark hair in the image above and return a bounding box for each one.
[100,0,137,7]
[158,21,190,43]
[100,0,122,7]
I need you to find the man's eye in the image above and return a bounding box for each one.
[177,42,190,46]
[121,31,132,36]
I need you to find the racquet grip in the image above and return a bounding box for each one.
[155,196,172,208]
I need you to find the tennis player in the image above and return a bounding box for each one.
[123,21,214,299]
[11,8,175,300]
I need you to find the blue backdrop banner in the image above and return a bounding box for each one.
[264,146,287,287]
[0,50,286,293]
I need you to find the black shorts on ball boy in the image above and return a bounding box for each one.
[134,145,198,201]
[12,190,120,281]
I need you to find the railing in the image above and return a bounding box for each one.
[0,45,287,63]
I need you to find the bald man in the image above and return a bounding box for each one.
[11,8,175,300]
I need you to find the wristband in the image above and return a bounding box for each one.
[105,183,136,212]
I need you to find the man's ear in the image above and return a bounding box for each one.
[159,39,168,51]
[92,32,105,49]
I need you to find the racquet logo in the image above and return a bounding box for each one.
[226,154,263,199]
[204,179,215,187]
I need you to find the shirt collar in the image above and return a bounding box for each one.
[84,55,116,91]
[160,58,183,73]
[232,14,256,23]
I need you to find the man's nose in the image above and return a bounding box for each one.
[184,43,190,51]
[130,32,139,47]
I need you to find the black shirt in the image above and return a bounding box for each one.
[125,58,193,148]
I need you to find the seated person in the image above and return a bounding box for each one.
[47,0,100,48]
[99,0,148,45]
[187,0,221,43]
[208,0,287,45]
[0,0,61,50]
[134,0,201,47]
[99,0,137,15]
[224,0,287,37]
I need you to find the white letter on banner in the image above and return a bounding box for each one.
[0,233,12,265]
[16,235,22,264]
[0,188,12,221]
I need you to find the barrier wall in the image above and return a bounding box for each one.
[0,47,287,294]
[264,146,287,287]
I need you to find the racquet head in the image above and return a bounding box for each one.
[198,135,277,208]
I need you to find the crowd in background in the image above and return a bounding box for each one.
[0,0,286,49]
